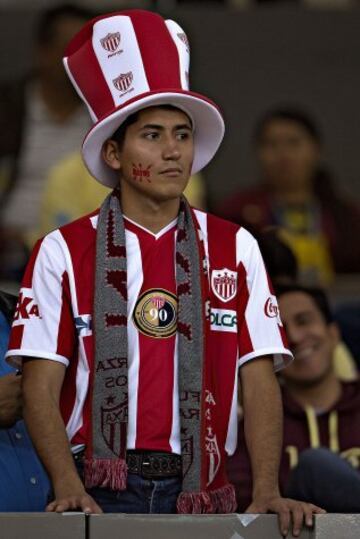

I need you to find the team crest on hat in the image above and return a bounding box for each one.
[211,268,237,303]
[101,32,121,52]
[113,72,134,93]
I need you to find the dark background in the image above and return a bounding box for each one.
[1,5,359,206]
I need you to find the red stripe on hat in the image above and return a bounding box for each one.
[67,39,115,120]
[130,11,182,90]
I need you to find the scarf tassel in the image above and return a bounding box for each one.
[176,483,237,514]
[84,458,127,490]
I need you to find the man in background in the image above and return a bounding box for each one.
[228,283,360,512]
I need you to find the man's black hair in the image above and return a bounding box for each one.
[36,3,94,45]
[257,228,298,284]
[275,283,334,324]
[253,106,322,146]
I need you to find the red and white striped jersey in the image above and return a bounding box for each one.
[6,209,292,455]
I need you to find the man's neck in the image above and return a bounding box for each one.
[287,373,342,412]
[120,195,181,234]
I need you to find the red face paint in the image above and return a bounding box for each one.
[132,163,152,183]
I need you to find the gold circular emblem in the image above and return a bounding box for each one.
[133,288,177,338]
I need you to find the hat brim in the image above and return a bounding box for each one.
[81,90,225,187]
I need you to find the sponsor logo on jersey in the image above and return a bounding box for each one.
[75,314,92,337]
[113,71,133,93]
[211,268,237,303]
[210,308,237,333]
[13,291,41,322]
[101,32,121,53]
[264,296,283,326]
[133,288,177,338]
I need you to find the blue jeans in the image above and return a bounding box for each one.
[75,459,182,513]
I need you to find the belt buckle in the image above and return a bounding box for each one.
[140,455,155,479]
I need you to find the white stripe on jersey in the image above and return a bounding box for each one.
[17,233,68,365]
[56,231,90,442]
[225,365,239,455]
[126,229,144,449]
[169,333,180,454]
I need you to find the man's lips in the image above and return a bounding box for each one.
[159,167,182,175]
[292,345,317,361]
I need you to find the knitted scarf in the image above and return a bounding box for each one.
[84,190,236,513]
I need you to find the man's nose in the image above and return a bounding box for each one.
[285,322,303,347]
[162,136,181,160]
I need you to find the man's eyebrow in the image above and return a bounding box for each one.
[139,123,192,130]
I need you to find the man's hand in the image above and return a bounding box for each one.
[246,495,326,537]
[0,373,22,427]
[46,486,103,514]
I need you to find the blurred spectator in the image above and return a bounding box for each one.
[217,107,360,285]
[0,290,49,510]
[0,3,92,282]
[227,283,360,513]
[257,227,357,380]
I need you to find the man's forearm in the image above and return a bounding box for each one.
[241,358,283,499]
[22,360,85,497]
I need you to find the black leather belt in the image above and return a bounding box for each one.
[73,449,182,480]
[126,450,182,479]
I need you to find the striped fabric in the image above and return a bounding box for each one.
[6,209,292,455]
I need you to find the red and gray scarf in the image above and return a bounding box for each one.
[84,190,236,513]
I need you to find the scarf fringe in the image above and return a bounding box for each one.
[84,458,127,490]
[176,483,237,514]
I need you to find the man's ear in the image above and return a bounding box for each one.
[102,139,121,171]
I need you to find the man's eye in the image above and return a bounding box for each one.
[177,132,191,140]
[143,132,159,140]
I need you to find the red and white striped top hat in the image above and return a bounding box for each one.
[63,9,225,187]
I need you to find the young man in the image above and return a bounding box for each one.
[6,10,323,535]
[228,283,360,512]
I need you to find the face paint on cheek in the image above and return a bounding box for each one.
[132,163,153,183]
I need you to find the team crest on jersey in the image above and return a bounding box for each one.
[211,269,237,303]
[113,72,133,93]
[101,396,128,457]
[100,32,121,53]
[133,288,177,338]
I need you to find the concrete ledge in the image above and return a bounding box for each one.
[0,513,85,539]
[315,514,360,538]
[1,513,360,538]
[88,513,310,539]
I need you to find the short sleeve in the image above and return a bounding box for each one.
[236,228,293,371]
[5,231,76,369]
